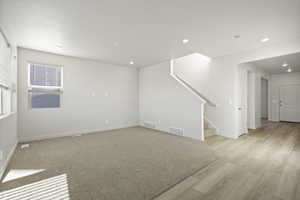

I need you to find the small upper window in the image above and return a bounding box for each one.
[29,64,63,88]
[28,63,63,109]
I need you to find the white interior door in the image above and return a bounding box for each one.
[279,85,300,122]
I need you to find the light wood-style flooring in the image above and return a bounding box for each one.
[155,121,300,200]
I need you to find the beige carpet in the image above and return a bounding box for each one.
[0,127,215,200]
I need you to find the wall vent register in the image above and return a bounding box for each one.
[143,121,156,129]
[169,127,184,136]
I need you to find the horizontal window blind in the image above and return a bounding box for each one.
[29,64,62,87]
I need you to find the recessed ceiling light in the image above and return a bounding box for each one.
[260,37,270,43]
[233,35,240,39]
[56,43,63,49]
[182,39,189,44]
[287,68,292,72]
[129,61,134,65]
[282,62,288,67]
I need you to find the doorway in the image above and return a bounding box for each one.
[238,51,300,137]
[247,71,255,130]
[261,78,268,125]
[238,66,268,136]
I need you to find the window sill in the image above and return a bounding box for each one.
[0,112,16,120]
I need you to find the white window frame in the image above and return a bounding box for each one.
[27,62,63,109]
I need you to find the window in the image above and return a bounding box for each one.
[28,63,63,109]
[0,83,11,116]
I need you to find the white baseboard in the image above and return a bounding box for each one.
[0,142,18,180]
[19,124,139,143]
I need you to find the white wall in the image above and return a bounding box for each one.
[270,72,300,121]
[169,38,300,138]
[172,53,271,138]
[172,53,238,138]
[0,114,17,176]
[18,48,139,142]
[139,61,205,141]
[0,33,18,178]
[261,78,268,119]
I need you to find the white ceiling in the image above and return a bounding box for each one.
[0,0,300,67]
[251,52,300,74]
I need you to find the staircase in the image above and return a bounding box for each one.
[170,56,218,141]
[204,119,216,139]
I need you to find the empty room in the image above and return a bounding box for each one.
[0,0,300,200]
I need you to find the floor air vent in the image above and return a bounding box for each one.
[169,127,184,136]
[143,121,155,129]
[21,144,30,149]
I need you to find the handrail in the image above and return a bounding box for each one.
[0,27,10,48]
[171,73,217,107]
[170,60,217,107]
